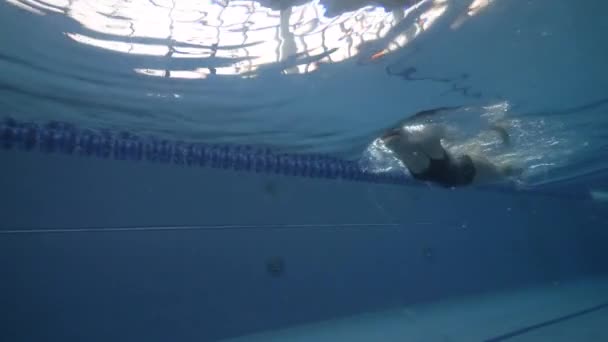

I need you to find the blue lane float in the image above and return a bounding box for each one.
[0,117,411,185]
[0,117,595,199]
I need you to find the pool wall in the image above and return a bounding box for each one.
[1,147,606,342]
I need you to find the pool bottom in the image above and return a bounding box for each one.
[219,277,608,342]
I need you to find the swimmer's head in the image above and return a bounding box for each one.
[380,128,406,152]
[381,125,420,149]
[381,128,401,140]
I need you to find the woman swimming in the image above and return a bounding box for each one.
[380,118,520,187]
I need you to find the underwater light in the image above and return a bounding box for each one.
[6,0,449,77]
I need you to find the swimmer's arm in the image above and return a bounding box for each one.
[488,123,510,146]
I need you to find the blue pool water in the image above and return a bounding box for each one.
[1,1,608,341]
[1,0,607,189]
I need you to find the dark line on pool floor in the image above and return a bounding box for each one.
[483,302,608,342]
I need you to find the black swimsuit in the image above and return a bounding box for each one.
[410,150,476,187]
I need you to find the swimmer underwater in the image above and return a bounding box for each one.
[378,107,523,188]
